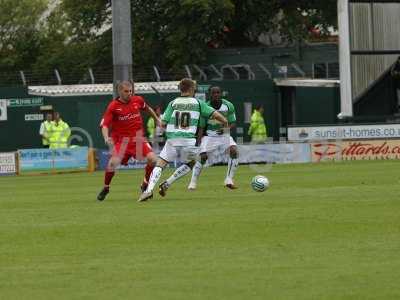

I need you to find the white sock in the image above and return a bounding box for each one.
[190,161,203,185]
[166,164,191,186]
[146,166,162,193]
[226,158,239,180]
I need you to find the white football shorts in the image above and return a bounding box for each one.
[199,135,237,154]
[159,138,199,163]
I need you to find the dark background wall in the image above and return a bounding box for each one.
[295,87,340,125]
[0,80,340,151]
[206,44,339,79]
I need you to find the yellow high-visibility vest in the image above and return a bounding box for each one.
[49,120,71,149]
[248,110,267,143]
[147,117,155,139]
[41,121,53,146]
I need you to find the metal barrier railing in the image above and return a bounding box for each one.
[0,61,339,86]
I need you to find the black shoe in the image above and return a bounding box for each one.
[97,187,109,201]
[225,183,238,190]
[159,181,169,197]
[140,182,148,193]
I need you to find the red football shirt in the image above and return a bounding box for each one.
[100,95,146,138]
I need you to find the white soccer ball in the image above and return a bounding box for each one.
[251,175,269,192]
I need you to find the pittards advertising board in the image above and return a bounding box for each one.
[312,140,400,162]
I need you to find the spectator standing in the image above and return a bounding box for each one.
[39,112,53,148]
[49,112,71,149]
[248,105,267,143]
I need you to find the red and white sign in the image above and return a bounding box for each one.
[312,140,400,162]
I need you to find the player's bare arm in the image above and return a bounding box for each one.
[196,127,204,146]
[144,105,162,127]
[160,120,167,128]
[101,126,113,146]
[216,122,236,135]
[211,111,228,128]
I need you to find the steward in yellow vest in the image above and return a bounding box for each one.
[39,113,53,148]
[248,105,267,143]
[49,112,71,149]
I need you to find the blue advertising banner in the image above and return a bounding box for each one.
[97,150,109,170]
[96,149,148,170]
[96,143,311,171]
[18,147,89,173]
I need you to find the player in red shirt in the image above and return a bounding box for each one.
[97,80,161,201]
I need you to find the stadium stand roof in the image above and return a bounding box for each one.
[274,78,340,88]
[28,81,180,97]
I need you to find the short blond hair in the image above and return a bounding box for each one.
[117,80,132,92]
[179,78,196,93]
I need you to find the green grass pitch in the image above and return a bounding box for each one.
[1,161,400,299]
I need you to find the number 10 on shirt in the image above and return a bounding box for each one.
[174,111,191,129]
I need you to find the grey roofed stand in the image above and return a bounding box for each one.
[338,0,400,119]
[28,82,180,97]
[274,79,340,88]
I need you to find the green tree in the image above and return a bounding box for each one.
[32,0,111,80]
[59,0,110,41]
[0,0,48,71]
[131,0,234,69]
[0,0,339,80]
[222,0,338,46]
[279,0,338,40]
[129,0,338,68]
[223,0,282,46]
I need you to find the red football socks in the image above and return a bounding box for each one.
[104,171,115,186]
[144,163,154,183]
